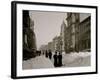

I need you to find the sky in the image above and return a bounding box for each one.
[29,11,66,49]
[80,13,91,22]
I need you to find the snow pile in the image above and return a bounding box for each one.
[23,55,54,69]
[62,52,91,67]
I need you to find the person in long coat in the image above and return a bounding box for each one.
[53,51,58,67]
[45,50,48,58]
[48,50,52,59]
[58,52,62,67]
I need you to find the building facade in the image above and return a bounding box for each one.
[23,10,37,60]
[65,13,80,53]
[52,36,62,52]
[60,21,67,52]
[47,41,54,52]
[79,16,91,51]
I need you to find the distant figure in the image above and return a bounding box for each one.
[48,50,52,59]
[58,52,62,67]
[53,51,58,67]
[42,51,45,55]
[45,50,48,58]
[39,50,41,56]
[36,50,41,56]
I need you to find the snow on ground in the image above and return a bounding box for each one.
[62,52,91,67]
[23,55,54,70]
[23,52,91,69]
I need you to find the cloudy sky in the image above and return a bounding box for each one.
[30,11,66,49]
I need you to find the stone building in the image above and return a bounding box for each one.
[64,24,72,53]
[65,13,80,53]
[52,36,62,52]
[30,18,37,50]
[74,13,80,52]
[60,21,67,52]
[23,10,37,60]
[65,13,91,53]
[47,42,54,52]
[79,16,91,51]
[52,36,58,51]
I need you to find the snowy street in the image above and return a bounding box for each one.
[23,55,54,69]
[23,52,91,69]
[22,11,91,70]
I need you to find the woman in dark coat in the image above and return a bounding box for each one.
[53,51,58,67]
[58,52,62,67]
[45,50,48,58]
[48,50,52,59]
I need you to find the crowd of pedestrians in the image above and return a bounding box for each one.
[44,50,63,67]
[36,50,63,67]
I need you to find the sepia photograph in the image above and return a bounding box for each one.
[22,10,91,69]
[11,1,97,79]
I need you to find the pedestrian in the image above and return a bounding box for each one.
[39,50,41,56]
[53,51,58,67]
[45,50,48,58]
[58,52,62,67]
[48,50,52,59]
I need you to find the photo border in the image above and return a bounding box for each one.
[11,1,98,79]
